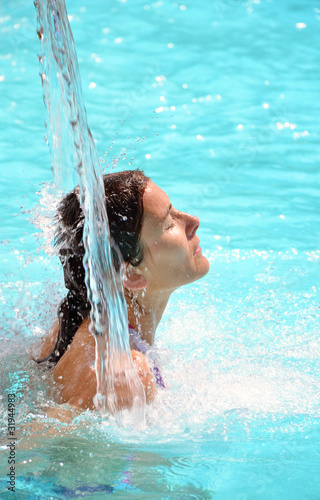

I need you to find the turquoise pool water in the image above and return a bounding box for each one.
[1,0,320,498]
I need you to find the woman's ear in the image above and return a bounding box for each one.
[123,266,148,291]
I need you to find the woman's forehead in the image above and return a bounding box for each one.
[143,180,170,220]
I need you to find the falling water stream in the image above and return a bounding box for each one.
[34,0,145,422]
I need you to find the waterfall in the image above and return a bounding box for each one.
[35,0,145,422]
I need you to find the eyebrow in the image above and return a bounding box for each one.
[159,203,172,223]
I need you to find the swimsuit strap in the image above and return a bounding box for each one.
[128,324,149,354]
[128,324,165,389]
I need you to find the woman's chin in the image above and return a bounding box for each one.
[199,254,210,278]
[187,255,210,285]
[193,247,209,272]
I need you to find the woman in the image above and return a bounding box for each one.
[37,170,209,411]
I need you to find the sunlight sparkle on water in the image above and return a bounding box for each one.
[276,122,297,130]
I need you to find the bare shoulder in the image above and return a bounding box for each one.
[131,350,156,403]
[52,318,96,409]
[37,319,59,359]
[43,319,156,411]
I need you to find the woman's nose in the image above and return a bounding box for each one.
[183,212,200,240]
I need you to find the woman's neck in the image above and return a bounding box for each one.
[126,288,171,346]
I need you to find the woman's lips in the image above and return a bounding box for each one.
[193,245,202,255]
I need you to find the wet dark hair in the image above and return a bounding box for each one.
[37,169,149,365]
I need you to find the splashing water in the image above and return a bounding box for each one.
[34,0,145,422]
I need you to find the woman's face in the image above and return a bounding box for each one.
[138,180,210,293]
